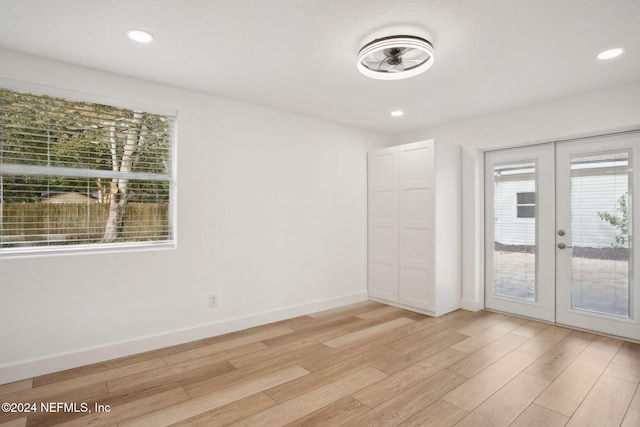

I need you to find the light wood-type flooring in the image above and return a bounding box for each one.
[1,301,639,426]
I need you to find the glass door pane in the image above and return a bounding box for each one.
[493,161,537,301]
[570,151,630,317]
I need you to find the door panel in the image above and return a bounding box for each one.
[555,134,639,340]
[485,145,555,322]
[368,148,398,302]
[399,141,434,310]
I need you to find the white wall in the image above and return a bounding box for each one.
[396,82,640,311]
[0,50,393,383]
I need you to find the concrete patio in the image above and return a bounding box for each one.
[493,250,630,317]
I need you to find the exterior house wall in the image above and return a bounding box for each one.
[571,170,628,248]
[492,167,627,248]
[493,174,536,246]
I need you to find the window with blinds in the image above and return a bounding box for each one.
[0,86,175,253]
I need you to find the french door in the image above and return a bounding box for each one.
[485,133,640,340]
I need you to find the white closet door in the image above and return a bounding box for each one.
[398,141,434,310]
[368,147,399,302]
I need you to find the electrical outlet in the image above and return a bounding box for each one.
[209,293,218,308]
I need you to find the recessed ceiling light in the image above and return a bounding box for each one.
[127,29,154,44]
[358,35,434,80]
[390,110,404,117]
[597,48,624,60]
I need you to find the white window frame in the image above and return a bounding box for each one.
[0,78,178,257]
[515,191,536,219]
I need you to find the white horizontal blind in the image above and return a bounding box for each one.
[0,87,174,253]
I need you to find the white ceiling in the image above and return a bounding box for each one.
[1,0,639,135]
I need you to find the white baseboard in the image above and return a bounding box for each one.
[0,291,368,385]
[460,297,484,311]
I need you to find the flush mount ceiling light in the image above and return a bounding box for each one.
[127,29,155,43]
[358,35,434,80]
[390,110,404,117]
[597,47,624,60]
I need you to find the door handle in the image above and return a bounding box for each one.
[557,242,573,249]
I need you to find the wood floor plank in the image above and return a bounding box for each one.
[162,326,295,365]
[0,418,27,427]
[579,335,623,363]
[229,367,387,426]
[622,408,640,427]
[120,365,309,427]
[171,393,276,426]
[631,383,640,409]
[1,382,111,427]
[374,346,467,378]
[322,317,415,348]
[229,328,346,369]
[107,357,238,393]
[604,340,640,384]
[510,404,569,427]
[398,399,468,427]
[285,334,388,373]
[308,300,383,319]
[266,345,392,403]
[183,358,307,399]
[566,374,636,427]
[534,355,608,417]
[0,379,32,397]
[282,396,370,427]
[518,325,572,356]
[450,317,528,353]
[455,311,508,336]
[2,359,165,404]
[442,349,538,412]
[356,305,405,320]
[30,354,167,388]
[54,387,190,426]
[260,322,351,348]
[449,330,531,378]
[344,369,468,426]
[386,328,468,364]
[354,348,468,407]
[525,330,594,381]
[230,343,336,376]
[511,320,552,339]
[30,333,236,388]
[455,372,550,427]
[387,316,471,354]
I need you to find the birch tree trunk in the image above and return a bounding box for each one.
[103,112,144,241]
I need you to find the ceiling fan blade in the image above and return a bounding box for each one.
[364,61,385,70]
[401,48,427,60]
[388,63,405,73]
[379,61,395,72]
[371,50,389,62]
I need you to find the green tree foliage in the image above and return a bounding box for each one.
[1,88,170,202]
[597,193,629,249]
